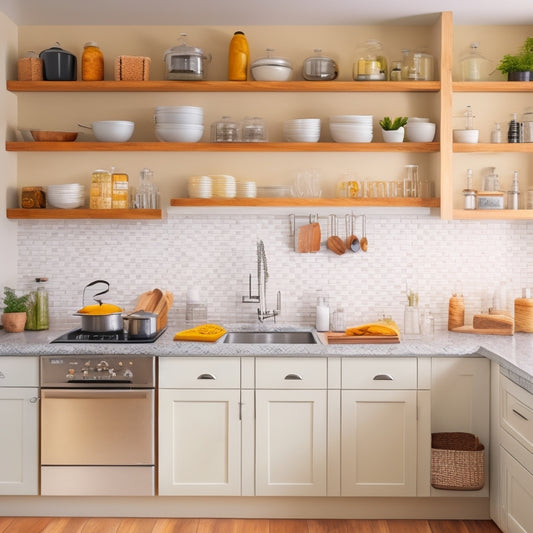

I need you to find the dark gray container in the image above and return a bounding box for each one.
[40,44,77,81]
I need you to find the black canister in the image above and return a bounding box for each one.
[39,43,77,81]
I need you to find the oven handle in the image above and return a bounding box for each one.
[41,389,153,400]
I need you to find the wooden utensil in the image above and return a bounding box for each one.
[360,215,368,252]
[327,215,346,255]
[31,130,78,142]
[297,222,321,253]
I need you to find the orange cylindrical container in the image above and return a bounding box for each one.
[82,42,104,81]
[228,31,249,81]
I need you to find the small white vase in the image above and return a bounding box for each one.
[382,127,405,143]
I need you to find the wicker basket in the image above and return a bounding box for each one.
[431,432,485,491]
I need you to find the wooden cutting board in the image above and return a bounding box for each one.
[297,222,321,253]
[451,325,514,336]
[325,332,400,344]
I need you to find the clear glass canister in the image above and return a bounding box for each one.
[211,116,241,142]
[460,42,491,81]
[82,42,104,81]
[25,277,49,331]
[409,50,434,81]
[353,40,387,81]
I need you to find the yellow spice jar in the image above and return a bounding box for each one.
[228,31,249,81]
[82,42,104,81]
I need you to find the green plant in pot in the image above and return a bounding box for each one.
[379,116,408,143]
[1,287,30,333]
[497,37,533,81]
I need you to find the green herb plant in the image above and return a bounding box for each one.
[497,37,533,74]
[379,116,408,131]
[2,287,29,313]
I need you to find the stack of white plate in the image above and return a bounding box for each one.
[236,180,257,198]
[154,106,204,143]
[47,183,85,209]
[210,175,236,198]
[329,115,373,143]
[283,118,321,142]
[188,176,212,198]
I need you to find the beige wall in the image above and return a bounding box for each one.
[0,11,18,288]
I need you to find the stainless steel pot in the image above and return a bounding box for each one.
[124,311,158,339]
[163,33,211,80]
[73,312,123,333]
[302,49,338,81]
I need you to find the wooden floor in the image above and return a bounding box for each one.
[0,518,502,533]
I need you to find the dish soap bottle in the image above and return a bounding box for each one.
[316,295,330,332]
[228,31,249,81]
[507,170,520,209]
[25,277,49,331]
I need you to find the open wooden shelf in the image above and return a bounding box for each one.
[6,141,440,153]
[454,143,533,153]
[7,80,441,93]
[170,197,440,208]
[453,209,533,220]
[453,81,533,93]
[6,208,162,220]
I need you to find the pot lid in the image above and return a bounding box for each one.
[39,42,75,57]
[304,48,334,62]
[164,33,206,58]
[251,48,292,69]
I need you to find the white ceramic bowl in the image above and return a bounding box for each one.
[329,123,373,143]
[330,115,373,124]
[251,65,292,81]
[92,121,134,142]
[405,121,436,142]
[453,129,479,143]
[155,124,204,142]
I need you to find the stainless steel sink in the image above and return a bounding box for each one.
[223,331,317,344]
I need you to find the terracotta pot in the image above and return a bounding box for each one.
[1,312,27,333]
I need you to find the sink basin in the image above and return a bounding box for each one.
[224,331,317,344]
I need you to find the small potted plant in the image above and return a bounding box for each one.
[1,287,30,333]
[379,116,408,143]
[497,37,533,81]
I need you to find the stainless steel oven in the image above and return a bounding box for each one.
[40,355,155,496]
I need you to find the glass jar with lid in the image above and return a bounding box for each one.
[163,33,211,80]
[25,278,49,331]
[211,116,241,142]
[408,49,435,81]
[353,40,388,81]
[302,49,338,80]
[460,42,491,81]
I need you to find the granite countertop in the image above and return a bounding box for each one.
[1,324,532,392]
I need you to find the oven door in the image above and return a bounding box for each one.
[41,388,154,496]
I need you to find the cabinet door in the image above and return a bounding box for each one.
[255,389,327,496]
[341,389,417,497]
[0,387,39,495]
[158,389,241,496]
[500,446,533,533]
[431,357,490,497]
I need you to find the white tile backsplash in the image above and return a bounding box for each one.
[16,214,533,332]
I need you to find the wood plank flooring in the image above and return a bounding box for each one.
[0,518,502,533]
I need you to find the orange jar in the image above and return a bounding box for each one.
[228,31,249,81]
[82,42,104,81]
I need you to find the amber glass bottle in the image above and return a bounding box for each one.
[82,42,104,81]
[228,31,249,81]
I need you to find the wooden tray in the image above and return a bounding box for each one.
[451,325,513,336]
[325,332,400,344]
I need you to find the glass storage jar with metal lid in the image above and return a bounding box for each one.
[211,116,241,142]
[353,39,387,81]
[163,33,211,80]
[302,49,338,80]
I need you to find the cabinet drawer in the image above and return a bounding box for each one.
[0,357,39,387]
[501,375,533,455]
[256,358,327,389]
[342,358,417,389]
[159,357,240,389]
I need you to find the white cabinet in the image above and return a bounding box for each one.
[158,357,242,496]
[255,358,327,496]
[0,357,39,495]
[496,374,533,533]
[340,358,420,497]
[430,357,490,497]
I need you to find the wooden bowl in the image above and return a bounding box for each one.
[30,130,78,142]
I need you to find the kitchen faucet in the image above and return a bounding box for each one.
[242,240,281,322]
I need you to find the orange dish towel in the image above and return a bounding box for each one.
[174,324,226,342]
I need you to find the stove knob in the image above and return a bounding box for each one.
[123,369,133,378]
[83,369,89,377]
[66,369,75,379]
[108,368,116,377]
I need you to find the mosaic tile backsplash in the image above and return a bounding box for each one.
[16,214,533,333]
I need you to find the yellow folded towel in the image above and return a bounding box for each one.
[174,324,226,342]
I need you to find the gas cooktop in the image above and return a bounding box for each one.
[51,328,166,344]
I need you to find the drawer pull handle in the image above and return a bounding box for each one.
[29,396,39,404]
[197,373,216,380]
[284,373,303,381]
[373,374,394,381]
[512,408,529,421]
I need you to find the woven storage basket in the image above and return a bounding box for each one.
[431,432,485,490]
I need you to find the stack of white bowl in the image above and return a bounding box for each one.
[236,180,257,198]
[47,183,85,209]
[188,176,212,198]
[210,175,236,198]
[283,118,321,142]
[329,115,373,143]
[154,106,204,142]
